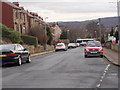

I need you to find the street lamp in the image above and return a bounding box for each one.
[95,31,97,38]
[44,17,48,50]
[97,19,102,43]
[67,30,70,43]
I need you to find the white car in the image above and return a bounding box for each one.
[68,43,77,48]
[55,43,67,51]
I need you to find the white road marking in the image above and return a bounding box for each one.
[96,64,111,88]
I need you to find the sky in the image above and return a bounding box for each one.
[7,0,118,22]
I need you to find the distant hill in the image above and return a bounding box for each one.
[50,16,119,40]
[58,16,119,28]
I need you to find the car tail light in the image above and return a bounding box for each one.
[7,53,15,56]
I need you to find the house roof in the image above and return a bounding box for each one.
[1,0,21,9]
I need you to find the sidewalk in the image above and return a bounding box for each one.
[104,48,119,66]
[31,50,55,57]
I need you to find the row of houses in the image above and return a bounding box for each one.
[0,0,62,43]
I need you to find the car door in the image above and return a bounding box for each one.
[16,45,25,61]
[19,45,29,60]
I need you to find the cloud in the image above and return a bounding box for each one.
[20,2,116,13]
[5,0,117,22]
[41,12,117,22]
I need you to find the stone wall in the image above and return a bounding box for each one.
[23,45,55,54]
[105,42,118,52]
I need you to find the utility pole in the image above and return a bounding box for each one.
[44,17,48,50]
[67,30,70,44]
[117,0,120,67]
[98,18,102,43]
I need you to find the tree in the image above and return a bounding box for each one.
[29,25,46,45]
[114,30,119,43]
[60,30,67,39]
[46,26,53,45]
[85,21,106,38]
[110,27,114,36]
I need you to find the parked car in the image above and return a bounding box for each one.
[84,41,103,58]
[55,43,67,51]
[0,44,31,66]
[68,43,77,48]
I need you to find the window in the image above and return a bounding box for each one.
[20,24,22,34]
[24,14,26,21]
[16,12,19,19]
[16,24,19,32]
[17,45,24,51]
[20,13,22,19]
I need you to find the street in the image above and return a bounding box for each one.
[2,47,118,88]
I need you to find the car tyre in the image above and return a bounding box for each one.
[100,55,103,58]
[16,56,22,66]
[55,50,58,52]
[85,55,88,58]
[26,55,31,63]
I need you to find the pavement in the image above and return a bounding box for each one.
[103,48,119,66]
[31,50,55,57]
[2,47,119,89]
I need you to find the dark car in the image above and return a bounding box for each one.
[0,44,31,66]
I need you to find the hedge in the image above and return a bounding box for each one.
[21,35,38,47]
[0,24,21,43]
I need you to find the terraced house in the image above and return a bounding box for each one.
[0,0,45,35]
[13,2,29,34]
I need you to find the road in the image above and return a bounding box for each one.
[2,47,119,88]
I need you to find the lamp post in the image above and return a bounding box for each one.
[44,17,48,50]
[95,31,97,38]
[67,30,70,44]
[97,19,102,43]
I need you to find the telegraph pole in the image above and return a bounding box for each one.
[98,18,102,43]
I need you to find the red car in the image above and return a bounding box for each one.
[84,41,103,58]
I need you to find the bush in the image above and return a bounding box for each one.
[28,25,46,45]
[0,24,21,43]
[21,35,38,47]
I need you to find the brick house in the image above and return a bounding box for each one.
[0,0,47,35]
[0,1,29,34]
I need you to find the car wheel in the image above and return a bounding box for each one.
[55,50,58,52]
[26,55,31,63]
[100,55,103,58]
[84,55,88,58]
[16,56,22,66]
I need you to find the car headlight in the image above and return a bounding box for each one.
[99,48,103,51]
[86,48,89,51]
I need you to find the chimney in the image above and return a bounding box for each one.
[13,2,19,7]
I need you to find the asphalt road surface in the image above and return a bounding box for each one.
[2,47,119,88]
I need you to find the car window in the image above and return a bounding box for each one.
[57,43,64,46]
[87,42,101,47]
[0,45,16,50]
[17,45,24,51]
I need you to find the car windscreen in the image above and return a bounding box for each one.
[0,45,16,50]
[57,44,64,46]
[87,42,101,47]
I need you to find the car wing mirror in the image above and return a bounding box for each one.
[84,45,86,47]
[23,48,28,51]
[102,44,105,47]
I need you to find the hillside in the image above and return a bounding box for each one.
[50,16,119,41]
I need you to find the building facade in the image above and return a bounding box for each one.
[0,1,45,35]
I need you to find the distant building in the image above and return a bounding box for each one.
[51,24,62,43]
